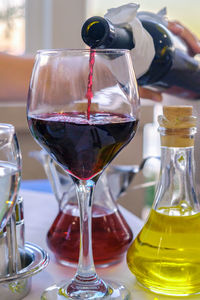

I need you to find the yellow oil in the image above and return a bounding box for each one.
[127,204,200,296]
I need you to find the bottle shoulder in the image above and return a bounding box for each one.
[138,19,174,85]
[140,19,173,47]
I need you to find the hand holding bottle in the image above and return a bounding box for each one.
[139,20,200,101]
[168,21,200,55]
[82,9,200,100]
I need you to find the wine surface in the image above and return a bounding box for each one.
[47,203,133,266]
[28,112,138,180]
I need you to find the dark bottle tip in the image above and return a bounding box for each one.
[81,16,111,48]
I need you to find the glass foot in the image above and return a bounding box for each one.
[57,258,123,269]
[41,279,130,299]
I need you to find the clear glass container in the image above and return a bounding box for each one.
[47,170,133,267]
[127,106,200,296]
[31,150,141,267]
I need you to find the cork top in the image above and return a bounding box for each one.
[158,106,196,147]
[159,106,196,129]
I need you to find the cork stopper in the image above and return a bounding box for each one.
[159,106,196,147]
[74,101,99,112]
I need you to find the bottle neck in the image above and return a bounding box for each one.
[81,16,134,49]
[154,145,199,215]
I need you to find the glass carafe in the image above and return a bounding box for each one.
[127,106,200,296]
[31,150,142,267]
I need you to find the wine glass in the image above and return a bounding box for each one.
[0,123,21,230]
[27,49,140,299]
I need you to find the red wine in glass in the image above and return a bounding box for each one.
[28,93,138,268]
[47,203,133,266]
[28,112,138,180]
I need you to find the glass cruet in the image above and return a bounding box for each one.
[47,163,134,268]
[127,105,200,296]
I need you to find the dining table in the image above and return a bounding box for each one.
[21,180,200,300]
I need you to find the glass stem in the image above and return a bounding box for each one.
[75,179,96,280]
[64,177,108,298]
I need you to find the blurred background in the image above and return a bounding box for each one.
[0,0,199,218]
[1,0,199,55]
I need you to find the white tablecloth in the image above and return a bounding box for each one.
[21,189,200,300]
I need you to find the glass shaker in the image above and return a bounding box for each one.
[127,106,200,296]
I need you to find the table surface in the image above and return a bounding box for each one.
[20,184,200,300]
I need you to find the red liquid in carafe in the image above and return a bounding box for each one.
[47,203,133,266]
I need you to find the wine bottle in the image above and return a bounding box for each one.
[81,16,200,99]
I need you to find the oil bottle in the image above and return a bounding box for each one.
[127,105,200,296]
